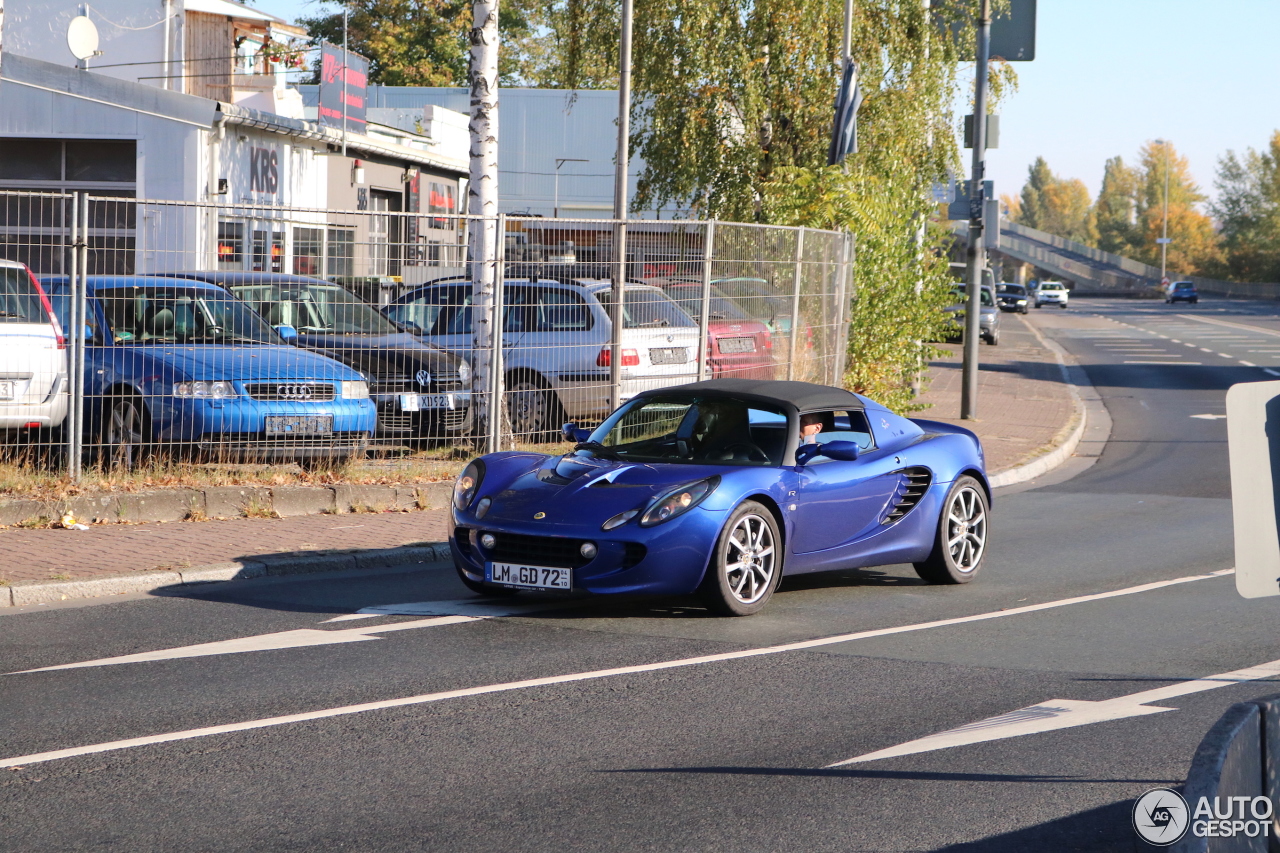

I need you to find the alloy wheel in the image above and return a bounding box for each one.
[945,486,987,573]
[107,399,145,470]
[723,513,777,604]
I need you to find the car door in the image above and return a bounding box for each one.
[791,411,901,554]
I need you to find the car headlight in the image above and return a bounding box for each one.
[639,477,719,527]
[172,381,237,399]
[457,359,472,388]
[342,380,370,400]
[454,460,484,511]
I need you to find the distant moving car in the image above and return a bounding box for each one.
[996,283,1030,314]
[944,286,1000,345]
[42,276,375,468]
[1035,281,1069,309]
[171,272,472,441]
[0,259,67,434]
[383,277,699,436]
[650,281,775,380]
[1165,281,1198,304]
[448,379,990,615]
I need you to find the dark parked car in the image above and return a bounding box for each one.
[996,283,1029,314]
[171,273,472,441]
[1166,281,1199,304]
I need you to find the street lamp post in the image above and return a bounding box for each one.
[1155,138,1170,281]
[553,158,587,218]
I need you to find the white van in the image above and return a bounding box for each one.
[0,260,67,432]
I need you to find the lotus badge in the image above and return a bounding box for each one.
[533,512,546,519]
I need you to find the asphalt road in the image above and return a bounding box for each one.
[3,297,1280,852]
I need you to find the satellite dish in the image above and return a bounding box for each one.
[67,16,100,62]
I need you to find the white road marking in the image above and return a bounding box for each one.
[1241,361,1258,367]
[827,654,1280,766]
[1201,348,1215,353]
[1191,414,1228,420]
[1177,313,1280,338]
[1219,353,1233,359]
[0,570,1234,770]
[1123,361,1202,365]
[9,616,481,673]
[1267,369,1280,378]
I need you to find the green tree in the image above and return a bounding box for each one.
[1212,131,1280,281]
[1135,140,1221,275]
[1012,157,1095,245]
[1093,156,1140,256]
[298,0,542,87]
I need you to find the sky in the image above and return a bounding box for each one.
[249,0,1280,206]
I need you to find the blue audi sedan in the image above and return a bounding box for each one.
[42,276,376,468]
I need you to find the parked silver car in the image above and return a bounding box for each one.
[383,278,700,436]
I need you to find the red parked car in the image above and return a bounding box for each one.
[657,282,776,380]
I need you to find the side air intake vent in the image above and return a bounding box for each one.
[882,467,932,524]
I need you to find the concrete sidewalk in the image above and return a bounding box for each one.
[0,311,1084,606]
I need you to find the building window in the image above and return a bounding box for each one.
[252,229,284,272]
[326,227,354,277]
[293,227,323,276]
[218,221,244,269]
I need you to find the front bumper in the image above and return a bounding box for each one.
[147,396,377,457]
[451,504,726,596]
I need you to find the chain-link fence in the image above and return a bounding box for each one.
[0,190,852,483]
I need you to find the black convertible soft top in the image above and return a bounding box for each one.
[635,379,864,412]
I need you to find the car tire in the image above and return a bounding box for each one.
[699,500,782,616]
[1191,298,1199,304]
[1020,306,1028,314]
[99,395,150,471]
[913,475,989,585]
[1035,302,1042,309]
[454,561,520,597]
[1059,303,1067,309]
[506,375,561,441]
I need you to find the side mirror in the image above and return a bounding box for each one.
[562,422,592,443]
[794,440,860,467]
[274,324,299,344]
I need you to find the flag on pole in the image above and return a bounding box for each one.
[827,58,863,165]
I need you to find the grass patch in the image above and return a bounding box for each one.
[241,495,277,519]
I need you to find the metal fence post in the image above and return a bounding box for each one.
[696,220,716,381]
[66,192,83,481]
[609,218,626,411]
[833,231,854,385]
[488,213,506,454]
[787,227,806,382]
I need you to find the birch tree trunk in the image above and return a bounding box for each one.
[469,0,500,450]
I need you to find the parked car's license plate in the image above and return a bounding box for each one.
[0,380,14,401]
[649,347,688,365]
[265,414,334,435]
[719,336,756,354]
[486,562,571,590]
[399,393,460,412]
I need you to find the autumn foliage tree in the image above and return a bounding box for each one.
[1012,157,1096,245]
[1212,131,1280,282]
[1134,140,1221,275]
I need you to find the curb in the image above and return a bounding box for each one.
[0,481,455,529]
[1,542,454,608]
[987,313,1112,489]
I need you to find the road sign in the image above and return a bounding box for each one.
[1157,238,1172,245]
[942,0,1037,62]
[1160,277,1170,287]
[1226,380,1280,598]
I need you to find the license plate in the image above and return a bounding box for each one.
[649,347,688,365]
[400,393,459,412]
[719,336,756,354]
[0,380,13,401]
[265,414,333,435]
[486,562,572,590]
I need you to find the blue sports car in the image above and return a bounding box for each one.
[449,379,990,615]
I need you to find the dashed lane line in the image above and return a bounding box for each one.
[0,570,1234,770]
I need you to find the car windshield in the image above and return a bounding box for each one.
[997,284,1025,295]
[1041,283,1064,291]
[1174,283,1194,290]
[663,287,751,321]
[951,288,996,307]
[231,283,397,335]
[0,266,50,324]
[585,395,788,466]
[98,285,279,344]
[596,288,697,328]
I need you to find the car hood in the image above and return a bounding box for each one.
[125,344,359,381]
[478,451,728,531]
[297,333,463,377]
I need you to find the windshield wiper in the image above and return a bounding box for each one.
[574,440,622,458]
